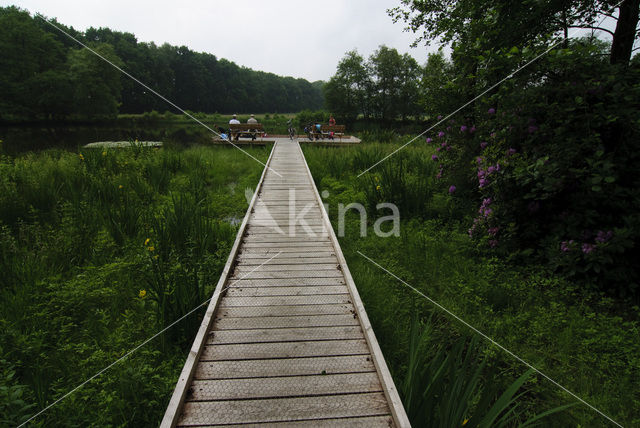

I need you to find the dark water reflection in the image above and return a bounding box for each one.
[0,122,213,155]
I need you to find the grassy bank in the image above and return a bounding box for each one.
[0,143,269,425]
[303,143,640,427]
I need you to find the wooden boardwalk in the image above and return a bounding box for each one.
[162,139,409,427]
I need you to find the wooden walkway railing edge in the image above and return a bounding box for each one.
[296,143,411,427]
[160,144,277,428]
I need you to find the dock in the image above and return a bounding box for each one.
[161,138,409,427]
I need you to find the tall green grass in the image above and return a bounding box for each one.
[304,142,640,427]
[0,143,268,425]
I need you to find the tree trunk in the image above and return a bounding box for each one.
[610,0,640,66]
[562,8,570,48]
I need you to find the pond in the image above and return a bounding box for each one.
[0,121,215,155]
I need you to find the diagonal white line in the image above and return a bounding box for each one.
[357,1,624,177]
[357,250,623,427]
[35,14,282,178]
[18,251,282,427]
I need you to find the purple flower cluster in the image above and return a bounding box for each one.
[432,154,439,161]
[438,131,445,138]
[448,185,457,194]
[595,230,613,243]
[479,198,493,218]
[561,230,613,255]
[488,108,496,114]
[480,141,488,149]
[477,160,500,189]
[437,142,451,152]
[426,137,433,143]
[460,125,468,132]
[560,240,575,252]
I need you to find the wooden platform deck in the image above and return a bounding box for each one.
[161,140,409,427]
[210,135,361,146]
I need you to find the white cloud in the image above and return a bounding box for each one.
[4,0,443,81]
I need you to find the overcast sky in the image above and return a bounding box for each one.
[3,0,444,82]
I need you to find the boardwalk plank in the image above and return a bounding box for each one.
[220,295,351,307]
[233,263,339,272]
[226,285,348,296]
[225,277,345,286]
[214,314,360,330]
[177,392,391,426]
[229,270,344,279]
[207,415,394,427]
[194,355,375,380]
[206,326,363,344]
[189,372,382,401]
[236,257,338,265]
[200,339,369,361]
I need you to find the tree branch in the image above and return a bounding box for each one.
[568,25,615,37]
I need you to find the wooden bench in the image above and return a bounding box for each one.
[228,123,264,141]
[305,124,346,141]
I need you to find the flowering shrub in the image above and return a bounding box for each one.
[428,43,640,296]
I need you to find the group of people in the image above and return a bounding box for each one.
[219,113,259,141]
[218,114,338,141]
[304,115,337,141]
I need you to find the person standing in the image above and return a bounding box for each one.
[329,115,336,126]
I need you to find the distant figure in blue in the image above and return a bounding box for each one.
[315,123,322,141]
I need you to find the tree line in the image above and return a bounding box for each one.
[0,6,325,121]
[323,46,422,123]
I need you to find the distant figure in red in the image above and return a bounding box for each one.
[329,115,336,126]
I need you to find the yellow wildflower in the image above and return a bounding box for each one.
[462,419,469,426]
[375,176,379,182]
[78,153,84,161]
[138,289,147,298]
[118,185,123,189]
[376,185,381,191]
[153,255,159,260]
[102,151,107,156]
[148,246,155,252]
[144,238,151,246]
